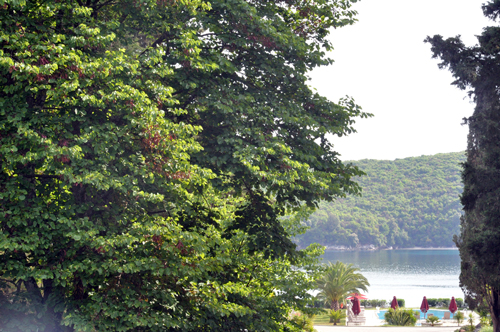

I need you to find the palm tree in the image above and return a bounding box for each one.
[316,261,370,311]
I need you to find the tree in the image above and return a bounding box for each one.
[0,0,367,331]
[316,261,369,311]
[426,2,500,332]
[294,152,465,249]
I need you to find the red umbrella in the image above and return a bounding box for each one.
[420,296,429,319]
[449,297,458,317]
[352,297,361,316]
[346,293,368,300]
[391,296,399,310]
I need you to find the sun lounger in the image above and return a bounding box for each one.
[443,312,451,319]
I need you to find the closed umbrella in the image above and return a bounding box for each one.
[391,296,399,310]
[420,296,429,319]
[449,297,458,317]
[352,297,361,316]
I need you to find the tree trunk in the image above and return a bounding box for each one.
[332,300,339,311]
[329,301,340,324]
[489,289,500,332]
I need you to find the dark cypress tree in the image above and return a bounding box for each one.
[426,2,500,330]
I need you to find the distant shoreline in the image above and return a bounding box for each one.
[396,247,458,251]
[322,247,458,252]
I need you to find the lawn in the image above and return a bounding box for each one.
[312,309,346,326]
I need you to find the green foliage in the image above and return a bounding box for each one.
[426,315,441,326]
[427,297,454,307]
[480,315,491,327]
[329,309,346,325]
[455,311,465,325]
[426,2,500,331]
[397,299,406,308]
[468,313,476,330]
[295,152,465,248]
[311,309,343,326]
[0,0,368,330]
[316,261,369,311]
[360,299,387,307]
[480,326,494,332]
[290,312,316,332]
[384,308,418,326]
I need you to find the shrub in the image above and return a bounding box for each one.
[427,298,438,307]
[397,299,405,308]
[455,311,465,325]
[437,298,450,306]
[467,313,475,331]
[479,315,490,327]
[426,315,441,326]
[361,299,387,307]
[329,310,346,325]
[384,308,418,326]
[456,298,464,308]
[313,298,328,308]
[290,312,315,332]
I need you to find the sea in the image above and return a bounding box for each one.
[321,249,463,308]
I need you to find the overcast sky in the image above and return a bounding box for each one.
[309,0,492,161]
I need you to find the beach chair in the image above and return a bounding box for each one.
[443,312,451,319]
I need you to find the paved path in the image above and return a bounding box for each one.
[314,326,459,332]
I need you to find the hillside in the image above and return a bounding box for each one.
[295,152,465,248]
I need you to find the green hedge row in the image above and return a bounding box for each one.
[426,298,464,308]
[360,299,388,307]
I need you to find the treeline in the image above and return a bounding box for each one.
[313,298,465,309]
[296,152,465,248]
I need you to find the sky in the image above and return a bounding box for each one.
[309,0,492,161]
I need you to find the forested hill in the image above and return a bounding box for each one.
[295,152,465,249]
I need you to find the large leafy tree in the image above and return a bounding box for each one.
[0,0,368,330]
[316,261,369,311]
[426,1,500,331]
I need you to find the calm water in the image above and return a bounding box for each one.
[321,249,463,308]
[377,309,450,320]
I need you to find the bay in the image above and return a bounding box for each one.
[321,249,463,308]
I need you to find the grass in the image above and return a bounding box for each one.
[311,309,347,326]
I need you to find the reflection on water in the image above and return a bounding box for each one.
[321,249,463,307]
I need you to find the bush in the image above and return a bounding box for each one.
[426,315,441,326]
[438,298,450,306]
[455,311,465,325]
[290,312,315,332]
[360,299,387,308]
[427,297,463,308]
[384,308,418,326]
[313,298,328,308]
[479,315,490,327]
[397,299,406,308]
[427,298,438,307]
[329,310,347,325]
[427,298,449,307]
